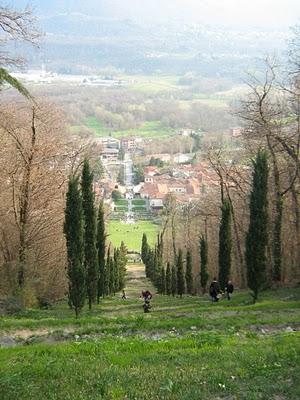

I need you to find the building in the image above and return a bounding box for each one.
[95,137,120,149]
[121,137,137,152]
[230,127,243,138]
[100,148,119,163]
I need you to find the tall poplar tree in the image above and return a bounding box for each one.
[218,199,232,291]
[64,176,85,318]
[177,249,185,298]
[96,201,106,302]
[185,249,193,295]
[246,150,269,302]
[200,235,209,293]
[81,158,98,310]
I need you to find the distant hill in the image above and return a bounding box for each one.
[11,2,289,78]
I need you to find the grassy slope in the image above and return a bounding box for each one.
[71,119,175,138]
[0,265,299,400]
[108,221,159,251]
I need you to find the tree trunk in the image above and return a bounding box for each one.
[18,108,36,288]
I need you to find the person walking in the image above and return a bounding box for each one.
[209,278,220,302]
[225,281,234,300]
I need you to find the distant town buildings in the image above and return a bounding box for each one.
[121,137,138,152]
[139,162,219,211]
[230,127,243,138]
[100,148,119,163]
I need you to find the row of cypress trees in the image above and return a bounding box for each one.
[141,149,269,302]
[141,233,209,297]
[64,159,127,317]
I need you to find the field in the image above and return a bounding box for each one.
[71,119,176,139]
[0,264,299,400]
[107,221,159,251]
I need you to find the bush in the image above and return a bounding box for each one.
[0,297,23,316]
[112,190,122,201]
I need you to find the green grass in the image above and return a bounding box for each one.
[86,116,110,136]
[114,121,175,138]
[128,75,181,93]
[108,221,159,251]
[114,207,128,212]
[1,333,299,400]
[132,206,147,212]
[132,199,146,206]
[114,200,128,206]
[71,119,175,139]
[0,263,299,400]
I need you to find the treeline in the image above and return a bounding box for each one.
[64,159,127,317]
[141,233,208,297]
[141,150,272,302]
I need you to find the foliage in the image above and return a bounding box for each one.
[117,166,125,185]
[81,158,98,309]
[185,249,193,295]
[149,156,164,167]
[141,233,149,265]
[200,235,209,292]
[64,176,85,317]
[246,150,269,302]
[218,199,232,291]
[177,249,185,297]
[96,201,106,301]
[166,262,172,295]
[171,264,177,296]
[112,190,122,201]
[133,164,145,185]
[0,68,31,98]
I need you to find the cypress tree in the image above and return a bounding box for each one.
[64,176,85,318]
[171,264,177,296]
[114,248,120,292]
[161,266,166,294]
[157,266,166,294]
[200,235,209,293]
[109,254,115,295]
[141,233,149,264]
[118,242,127,290]
[166,262,172,295]
[96,201,106,302]
[105,246,111,296]
[177,249,185,298]
[185,249,193,295]
[246,150,269,302]
[81,158,98,310]
[218,199,232,291]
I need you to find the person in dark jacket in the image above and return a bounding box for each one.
[209,278,220,302]
[225,281,234,300]
[141,290,152,312]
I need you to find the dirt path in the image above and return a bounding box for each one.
[124,263,155,298]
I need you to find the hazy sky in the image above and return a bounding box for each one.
[14,0,300,29]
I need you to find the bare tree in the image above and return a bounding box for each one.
[238,59,300,282]
[0,5,40,66]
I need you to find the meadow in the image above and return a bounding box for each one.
[0,264,299,400]
[107,221,159,251]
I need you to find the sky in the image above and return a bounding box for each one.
[13,0,300,29]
